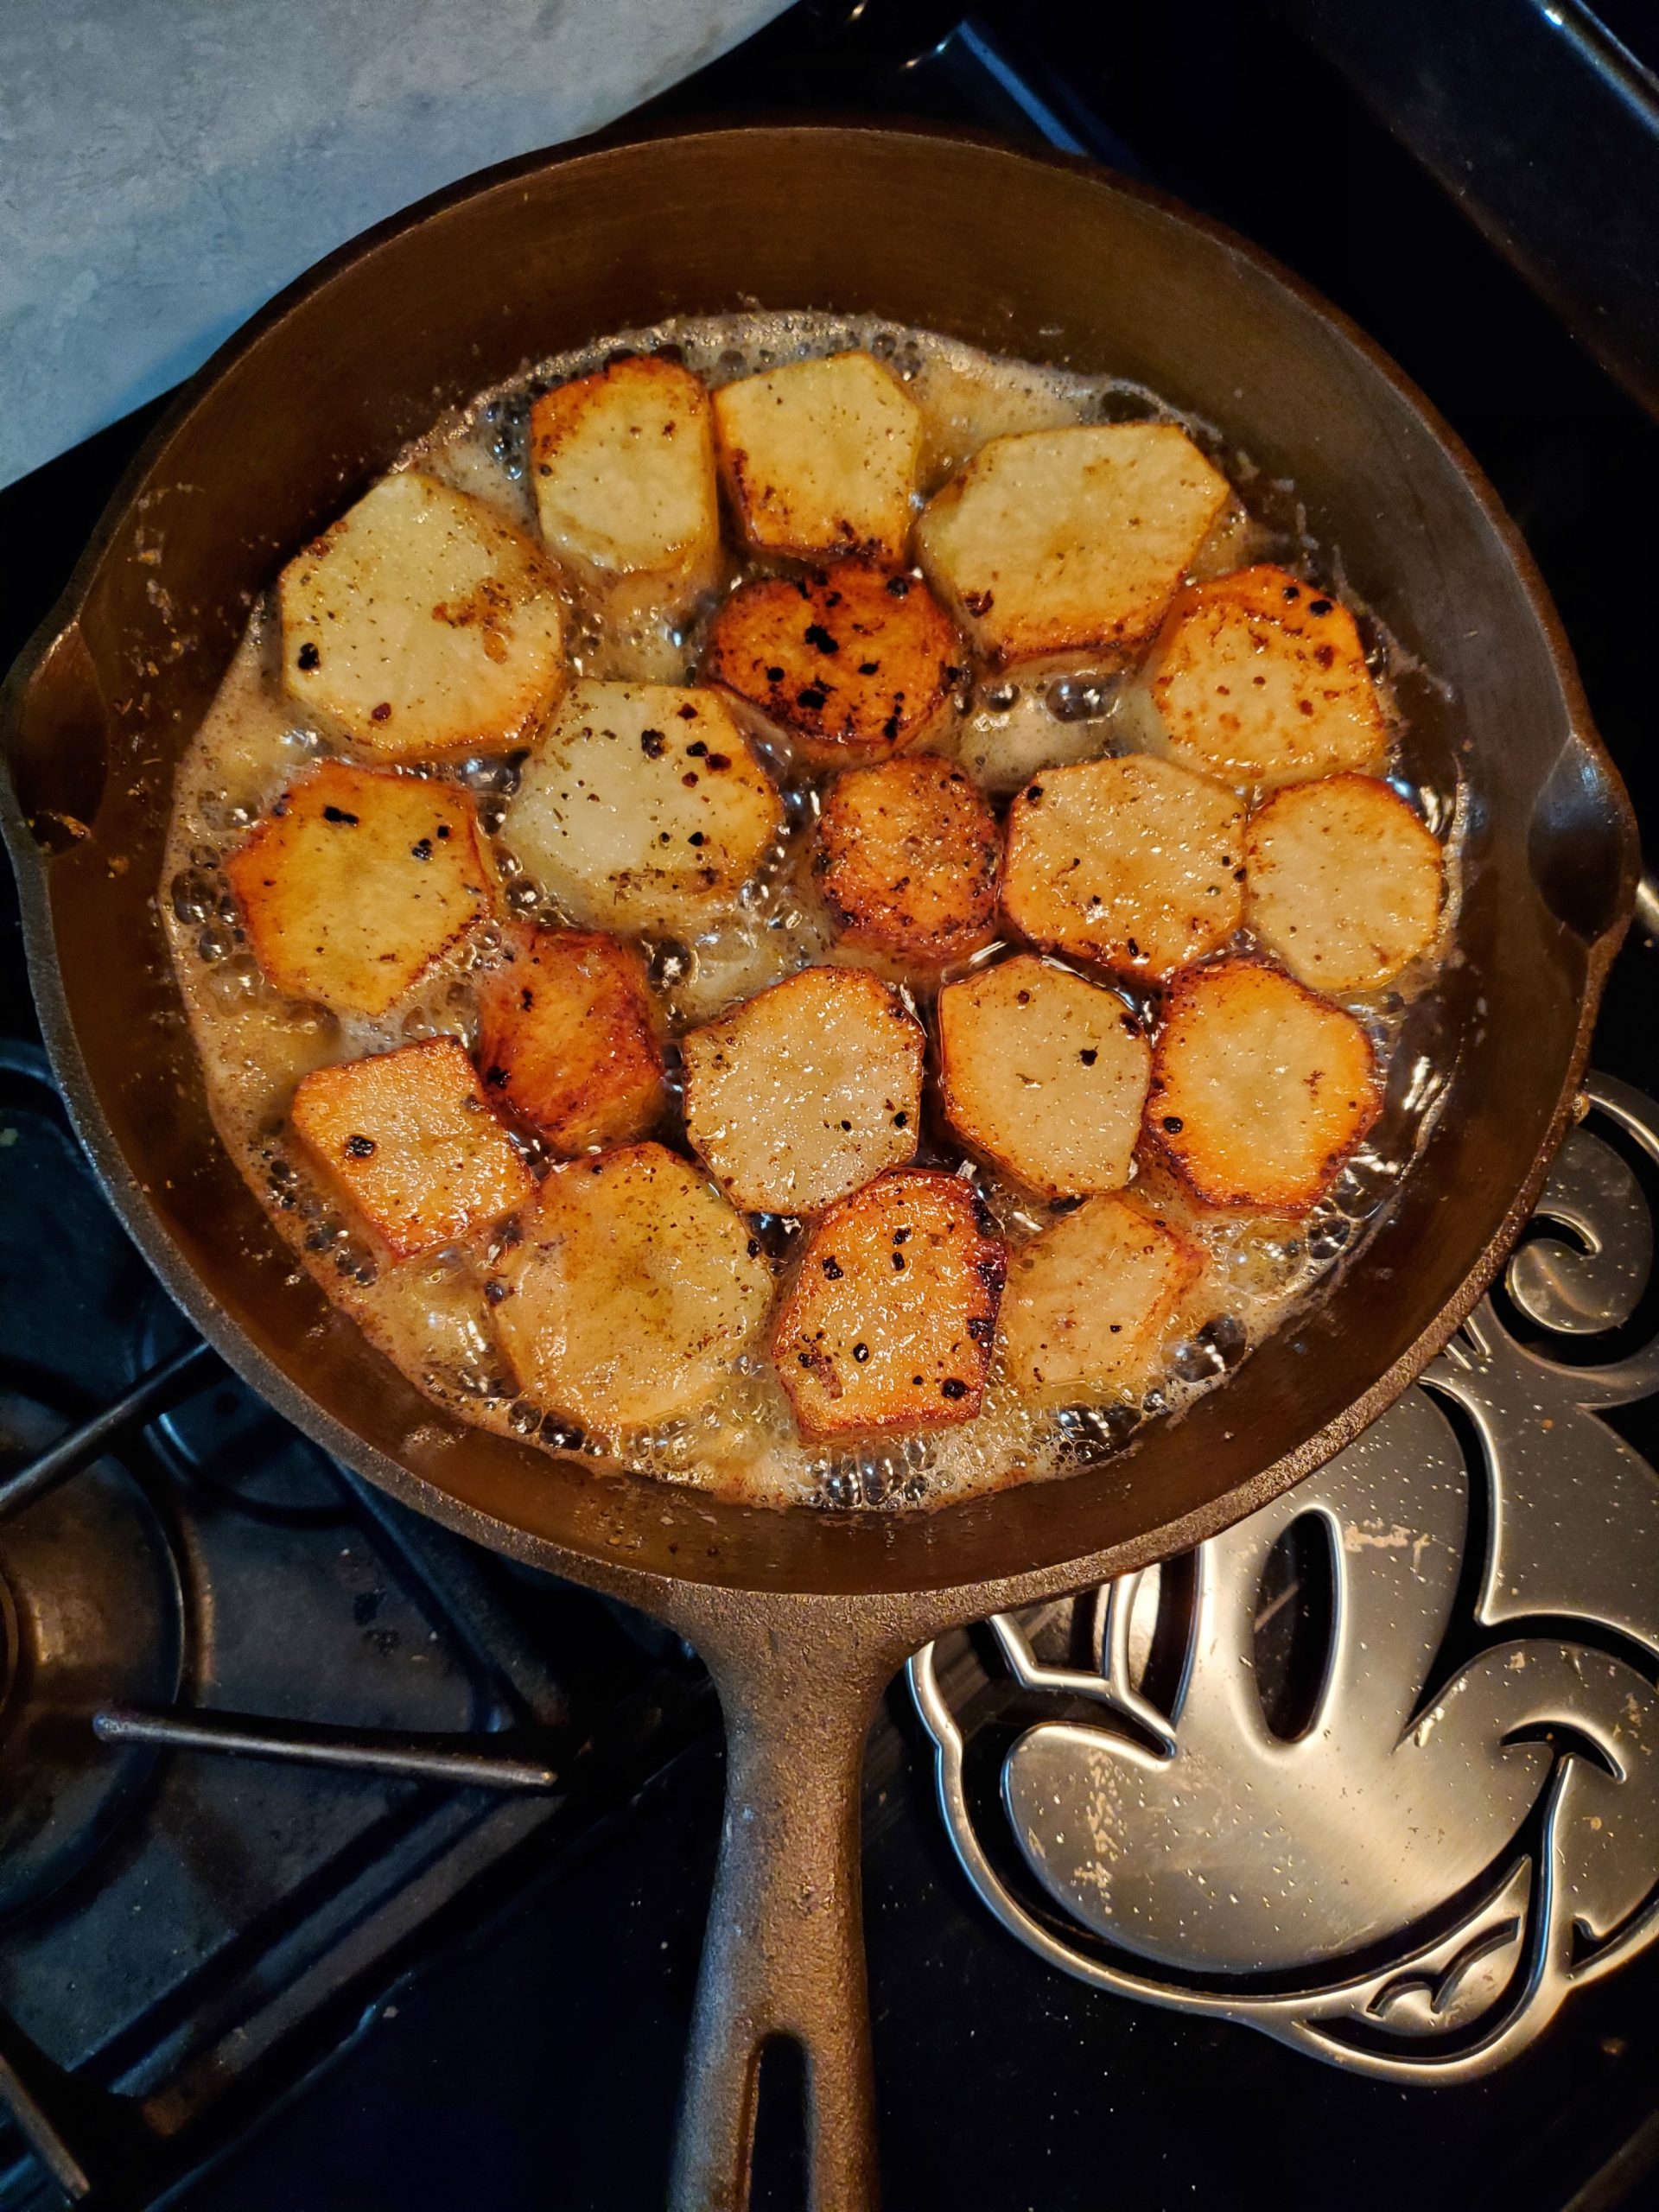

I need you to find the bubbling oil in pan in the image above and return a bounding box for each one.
[161,311,1464,1511]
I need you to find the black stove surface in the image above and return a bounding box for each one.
[4,3,1659,2207]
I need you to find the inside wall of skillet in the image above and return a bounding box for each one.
[2,125,1633,1602]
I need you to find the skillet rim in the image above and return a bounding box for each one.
[0,116,1637,1624]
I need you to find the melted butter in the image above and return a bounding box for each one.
[162,312,1463,1512]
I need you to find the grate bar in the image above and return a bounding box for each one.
[0,2056,92,2202]
[0,1341,221,1519]
[92,1705,560,1791]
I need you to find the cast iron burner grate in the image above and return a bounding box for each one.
[0,1040,708,2209]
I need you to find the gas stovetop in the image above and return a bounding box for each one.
[5,3,1659,2208]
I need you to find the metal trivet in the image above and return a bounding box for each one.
[912,1072,1659,2083]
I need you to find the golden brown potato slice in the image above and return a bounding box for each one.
[1000,1194,1205,1402]
[702,559,959,767]
[938,956,1150,1198]
[474,924,663,1154]
[227,762,493,1017]
[712,351,923,560]
[916,424,1231,667]
[815,756,1000,963]
[489,1143,772,1432]
[1147,567,1388,786]
[1243,774,1444,992]
[528,356,720,617]
[290,1038,531,1260]
[1001,754,1245,982]
[502,682,784,935]
[683,966,925,1216]
[279,471,565,761]
[1145,957,1381,1211]
[772,1169,1005,1438]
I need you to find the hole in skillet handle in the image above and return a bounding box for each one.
[2,620,110,856]
[750,2034,810,2212]
[1528,724,1640,946]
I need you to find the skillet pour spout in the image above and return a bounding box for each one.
[0,124,1637,2209]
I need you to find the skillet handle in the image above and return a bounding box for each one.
[667,1600,899,2212]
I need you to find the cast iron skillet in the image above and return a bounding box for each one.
[0,123,1638,2209]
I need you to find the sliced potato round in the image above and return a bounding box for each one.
[772,1169,1005,1439]
[1145,957,1381,1211]
[528,355,720,613]
[227,762,493,1018]
[1244,774,1444,992]
[815,756,999,963]
[1000,1194,1204,1403]
[712,350,923,561]
[503,682,784,936]
[1148,566,1388,786]
[683,966,924,1216]
[916,424,1230,666]
[280,471,565,761]
[490,1143,773,1433]
[703,559,958,768]
[474,924,663,1154]
[938,956,1150,1199]
[1001,753,1245,981]
[290,1038,533,1262]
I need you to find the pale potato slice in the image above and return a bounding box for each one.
[502,682,784,935]
[773,1169,1005,1438]
[474,924,663,1154]
[490,1143,773,1432]
[713,351,923,561]
[528,356,720,615]
[683,966,924,1216]
[702,559,959,767]
[1147,567,1388,785]
[1145,957,1381,1211]
[1001,1194,1205,1402]
[227,762,493,1018]
[938,956,1150,1198]
[290,1039,531,1260]
[280,471,565,761]
[916,424,1231,667]
[1245,774,1444,992]
[815,756,999,963]
[1001,753,1245,981]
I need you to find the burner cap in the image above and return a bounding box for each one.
[0,1392,185,1921]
